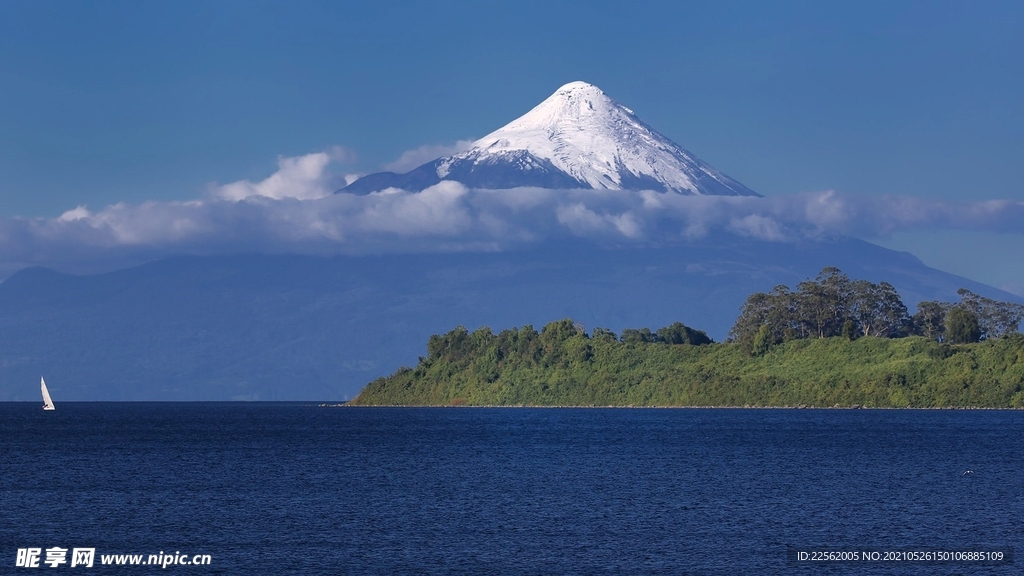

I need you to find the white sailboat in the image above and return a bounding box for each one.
[41,377,55,411]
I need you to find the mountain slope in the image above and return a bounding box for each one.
[342,82,758,196]
[0,238,1018,401]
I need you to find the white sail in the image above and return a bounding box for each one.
[41,377,55,411]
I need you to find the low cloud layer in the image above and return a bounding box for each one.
[2,149,1023,279]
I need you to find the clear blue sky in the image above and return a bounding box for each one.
[0,1,1022,291]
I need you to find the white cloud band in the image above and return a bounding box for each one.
[2,150,1023,278]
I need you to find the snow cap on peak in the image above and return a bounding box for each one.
[554,80,603,93]
[341,81,759,197]
[541,80,632,116]
[452,81,758,195]
[473,81,630,151]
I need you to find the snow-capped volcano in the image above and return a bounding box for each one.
[342,81,759,196]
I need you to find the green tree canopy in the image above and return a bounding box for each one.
[945,307,981,344]
[730,268,911,354]
[656,322,714,345]
[956,289,1024,339]
[913,301,952,341]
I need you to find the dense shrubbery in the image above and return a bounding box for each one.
[353,324,1024,408]
[352,270,1024,408]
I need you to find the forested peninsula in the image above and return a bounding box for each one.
[352,268,1024,408]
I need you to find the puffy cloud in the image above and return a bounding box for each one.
[352,181,474,236]
[381,140,474,173]
[728,214,786,241]
[554,200,644,239]
[211,147,354,201]
[207,139,475,202]
[3,149,1024,279]
[799,193,1024,238]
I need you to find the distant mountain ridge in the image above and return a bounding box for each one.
[1,237,1019,401]
[342,82,759,196]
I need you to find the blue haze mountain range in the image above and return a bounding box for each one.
[0,237,1018,401]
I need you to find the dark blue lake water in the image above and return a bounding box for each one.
[1,404,1021,574]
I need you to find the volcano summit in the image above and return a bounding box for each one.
[342,81,759,196]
